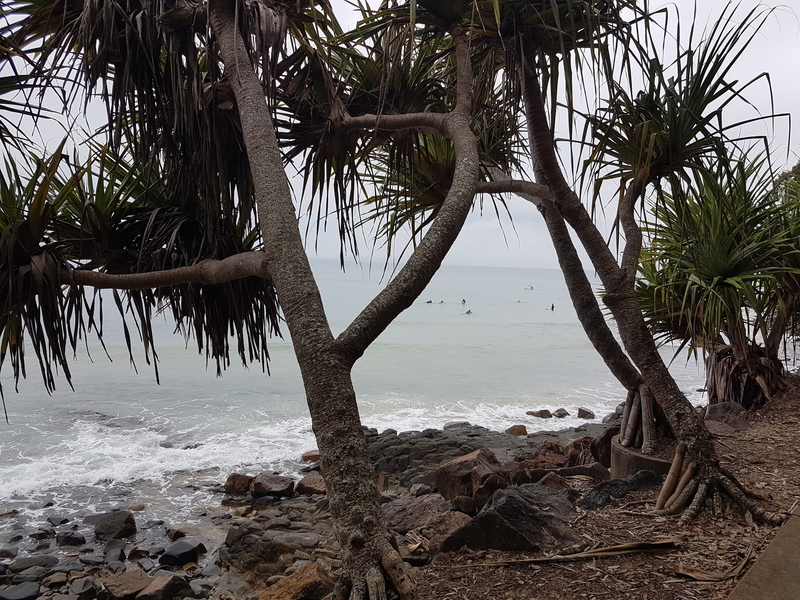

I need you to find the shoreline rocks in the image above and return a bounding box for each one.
[2,412,626,600]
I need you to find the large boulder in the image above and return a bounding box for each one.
[439,483,579,553]
[382,495,451,535]
[102,569,151,600]
[250,474,295,498]
[224,473,253,495]
[94,510,137,540]
[434,448,506,500]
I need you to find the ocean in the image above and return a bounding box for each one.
[0,260,705,532]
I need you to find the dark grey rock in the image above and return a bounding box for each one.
[28,527,54,540]
[0,581,40,600]
[577,407,596,419]
[78,555,104,567]
[590,425,621,468]
[552,408,570,418]
[9,555,58,573]
[13,565,49,581]
[57,531,86,546]
[68,576,96,599]
[577,470,661,510]
[93,510,137,540]
[47,516,69,526]
[439,483,578,553]
[158,541,206,567]
[0,547,18,559]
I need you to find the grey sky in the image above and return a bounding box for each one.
[317,0,800,270]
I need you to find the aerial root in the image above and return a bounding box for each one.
[653,457,790,526]
[718,475,789,526]
[380,542,417,600]
[679,481,709,525]
[341,544,416,600]
[712,486,723,517]
[364,567,386,600]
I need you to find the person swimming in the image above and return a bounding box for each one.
[461,299,466,305]
[465,310,472,314]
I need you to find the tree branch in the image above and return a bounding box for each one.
[339,112,446,134]
[476,178,552,205]
[334,115,480,360]
[63,252,269,289]
[451,26,473,116]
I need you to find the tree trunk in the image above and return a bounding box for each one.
[209,4,480,596]
[208,3,412,597]
[520,52,713,468]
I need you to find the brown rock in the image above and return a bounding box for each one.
[383,494,451,534]
[258,563,335,600]
[296,472,326,496]
[103,569,152,600]
[301,450,321,462]
[526,409,552,418]
[536,472,580,503]
[450,495,477,516]
[434,448,506,500]
[418,510,473,555]
[472,473,509,510]
[250,474,295,498]
[136,573,190,600]
[505,424,528,436]
[577,407,596,419]
[523,441,568,470]
[225,473,254,495]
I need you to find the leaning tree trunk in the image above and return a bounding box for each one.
[208,4,412,597]
[210,4,482,596]
[522,56,785,524]
[517,51,669,455]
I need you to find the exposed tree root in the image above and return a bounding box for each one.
[655,446,789,527]
[334,541,417,600]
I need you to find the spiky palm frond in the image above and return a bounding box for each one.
[637,157,800,356]
[0,143,280,395]
[583,3,777,207]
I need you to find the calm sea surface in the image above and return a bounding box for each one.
[0,260,705,529]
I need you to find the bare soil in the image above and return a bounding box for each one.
[414,377,800,600]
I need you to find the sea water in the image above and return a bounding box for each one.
[0,260,705,530]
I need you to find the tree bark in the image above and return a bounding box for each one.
[521,50,715,467]
[208,3,480,596]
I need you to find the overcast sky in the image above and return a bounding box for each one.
[316,0,800,271]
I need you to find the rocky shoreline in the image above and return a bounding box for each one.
[0,407,632,600]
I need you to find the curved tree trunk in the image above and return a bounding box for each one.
[209,3,480,596]
[520,52,710,465]
[517,52,666,454]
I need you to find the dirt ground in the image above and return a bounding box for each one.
[414,377,800,600]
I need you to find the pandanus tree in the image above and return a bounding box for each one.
[637,159,800,410]
[0,1,791,599]
[356,0,789,525]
